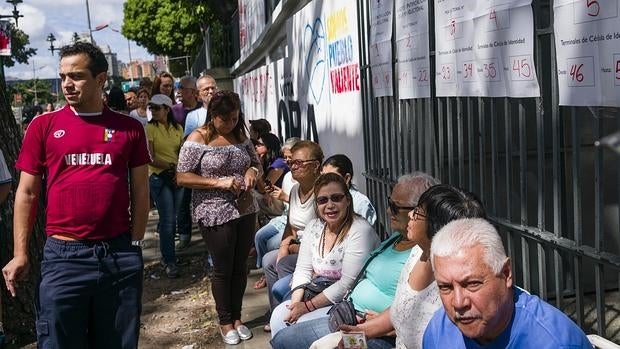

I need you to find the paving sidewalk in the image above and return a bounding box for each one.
[143,210,273,349]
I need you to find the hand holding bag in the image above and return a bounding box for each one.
[291,276,335,302]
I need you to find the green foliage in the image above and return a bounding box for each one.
[122,0,203,58]
[8,79,56,106]
[2,24,37,68]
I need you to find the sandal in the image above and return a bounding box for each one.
[254,275,267,289]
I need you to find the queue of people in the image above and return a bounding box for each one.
[0,41,593,349]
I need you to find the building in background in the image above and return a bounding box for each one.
[100,45,120,78]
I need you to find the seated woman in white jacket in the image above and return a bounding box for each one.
[269,173,380,337]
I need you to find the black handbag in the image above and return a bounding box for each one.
[327,234,402,332]
[291,276,336,302]
[157,168,177,187]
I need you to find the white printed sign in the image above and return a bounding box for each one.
[395,0,431,99]
[370,0,394,97]
[554,0,620,106]
[434,0,540,97]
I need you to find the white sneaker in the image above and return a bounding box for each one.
[220,328,240,345]
[236,324,253,340]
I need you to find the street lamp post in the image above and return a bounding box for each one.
[0,0,23,26]
[31,62,45,106]
[85,0,94,43]
[47,33,56,55]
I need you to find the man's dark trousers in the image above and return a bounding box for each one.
[36,234,143,349]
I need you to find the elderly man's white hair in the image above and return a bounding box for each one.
[430,218,508,274]
[395,172,440,206]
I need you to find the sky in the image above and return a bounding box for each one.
[3,0,152,80]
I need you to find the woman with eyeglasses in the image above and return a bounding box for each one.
[253,137,299,291]
[311,184,486,349]
[176,90,260,345]
[145,94,184,279]
[269,173,380,337]
[262,140,324,323]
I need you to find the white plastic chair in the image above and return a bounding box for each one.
[588,334,620,349]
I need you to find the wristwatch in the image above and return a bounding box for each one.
[131,240,144,248]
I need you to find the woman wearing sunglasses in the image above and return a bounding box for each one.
[321,154,376,225]
[269,173,381,337]
[145,94,184,278]
[176,90,260,345]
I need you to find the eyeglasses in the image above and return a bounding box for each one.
[408,206,427,221]
[316,193,346,205]
[286,158,319,167]
[387,197,417,216]
[255,142,265,147]
[148,104,164,111]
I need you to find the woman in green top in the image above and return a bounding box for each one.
[146,94,184,278]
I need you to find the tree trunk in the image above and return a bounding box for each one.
[0,77,46,346]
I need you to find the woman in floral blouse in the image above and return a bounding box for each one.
[176,90,260,345]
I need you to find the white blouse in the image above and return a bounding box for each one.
[390,246,442,349]
[290,217,380,303]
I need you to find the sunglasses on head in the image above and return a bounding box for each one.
[387,197,416,216]
[316,193,346,205]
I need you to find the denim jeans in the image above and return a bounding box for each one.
[254,223,283,268]
[271,316,395,349]
[149,173,183,264]
[177,187,192,242]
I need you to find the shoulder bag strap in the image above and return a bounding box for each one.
[342,233,402,300]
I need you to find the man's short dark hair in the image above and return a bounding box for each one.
[59,42,108,78]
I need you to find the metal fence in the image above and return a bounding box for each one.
[357,0,620,340]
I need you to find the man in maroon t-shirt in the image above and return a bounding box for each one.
[2,42,150,348]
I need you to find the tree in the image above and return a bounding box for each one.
[122,0,202,60]
[8,79,54,107]
[122,0,233,75]
[0,22,43,346]
[0,75,46,347]
[2,24,37,68]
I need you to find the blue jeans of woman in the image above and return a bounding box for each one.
[149,173,183,265]
[271,316,396,349]
[254,223,283,268]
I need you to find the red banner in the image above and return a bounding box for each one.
[0,20,10,56]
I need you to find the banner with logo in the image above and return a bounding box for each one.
[235,0,366,191]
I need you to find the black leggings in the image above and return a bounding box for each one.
[200,214,256,325]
